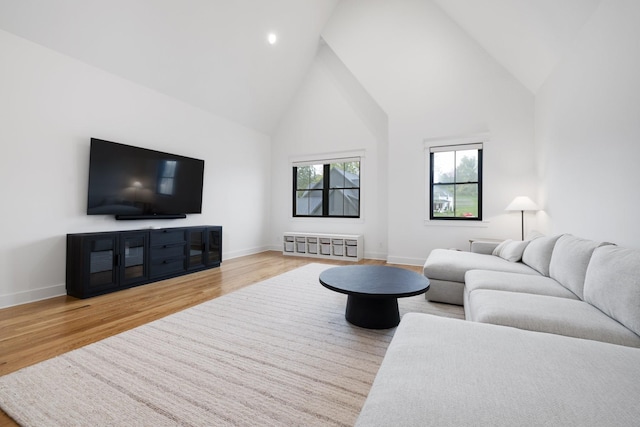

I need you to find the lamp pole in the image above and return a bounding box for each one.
[519,210,524,240]
[505,196,539,241]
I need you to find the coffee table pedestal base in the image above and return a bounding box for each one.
[345,295,400,329]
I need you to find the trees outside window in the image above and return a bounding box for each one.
[293,160,360,218]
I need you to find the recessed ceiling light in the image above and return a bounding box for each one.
[268,33,277,45]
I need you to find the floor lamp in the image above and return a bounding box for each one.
[505,196,539,240]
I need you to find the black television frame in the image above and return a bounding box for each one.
[86,138,205,220]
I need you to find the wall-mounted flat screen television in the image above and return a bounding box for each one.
[87,138,205,219]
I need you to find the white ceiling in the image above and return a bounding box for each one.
[0,0,339,135]
[0,0,601,134]
[433,0,602,93]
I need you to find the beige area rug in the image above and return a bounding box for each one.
[0,263,462,426]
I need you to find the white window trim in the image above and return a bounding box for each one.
[290,149,366,223]
[290,149,365,166]
[423,133,489,227]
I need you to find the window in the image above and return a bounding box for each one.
[429,143,482,220]
[293,160,360,218]
[157,160,177,195]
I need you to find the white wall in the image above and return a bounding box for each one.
[271,43,388,259]
[535,0,640,249]
[9,0,637,308]
[321,0,537,264]
[0,30,272,307]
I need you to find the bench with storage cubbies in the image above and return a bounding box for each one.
[283,232,363,261]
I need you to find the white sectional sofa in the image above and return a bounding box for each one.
[356,234,640,425]
[423,233,640,347]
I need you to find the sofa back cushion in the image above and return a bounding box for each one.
[522,234,562,276]
[584,245,640,337]
[549,235,603,299]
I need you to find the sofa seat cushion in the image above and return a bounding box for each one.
[584,245,640,337]
[464,270,579,300]
[423,249,540,283]
[356,313,640,427]
[467,290,640,347]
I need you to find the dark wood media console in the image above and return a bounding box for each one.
[66,225,222,298]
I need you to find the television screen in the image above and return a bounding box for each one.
[87,138,204,218]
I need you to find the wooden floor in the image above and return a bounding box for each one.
[0,252,432,425]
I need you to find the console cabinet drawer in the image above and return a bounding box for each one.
[151,244,185,260]
[150,257,185,277]
[150,230,185,246]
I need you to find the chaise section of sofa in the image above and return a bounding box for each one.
[424,233,564,305]
[356,313,640,427]
[423,248,540,305]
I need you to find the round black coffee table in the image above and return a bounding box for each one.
[319,265,430,329]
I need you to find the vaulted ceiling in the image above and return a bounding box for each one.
[433,0,601,93]
[0,0,339,134]
[0,0,601,134]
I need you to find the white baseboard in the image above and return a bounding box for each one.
[385,256,425,267]
[223,245,273,260]
[0,284,66,309]
[268,243,405,264]
[363,251,387,261]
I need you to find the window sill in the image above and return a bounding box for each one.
[291,217,365,225]
[423,219,490,228]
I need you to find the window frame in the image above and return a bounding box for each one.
[428,142,483,221]
[157,160,177,196]
[292,157,361,219]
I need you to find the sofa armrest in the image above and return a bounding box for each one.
[470,240,501,254]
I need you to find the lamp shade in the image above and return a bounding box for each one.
[505,196,539,212]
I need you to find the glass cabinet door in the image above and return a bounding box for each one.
[206,227,222,267]
[87,236,118,292]
[187,229,205,270]
[121,232,148,286]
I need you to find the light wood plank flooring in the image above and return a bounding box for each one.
[0,251,461,426]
